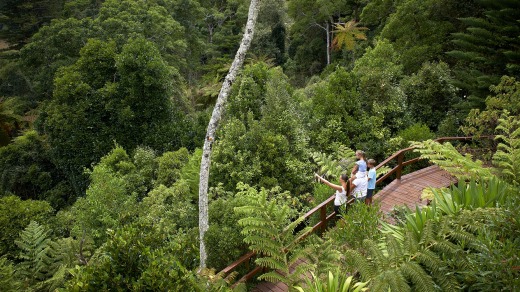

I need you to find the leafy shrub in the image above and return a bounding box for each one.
[0,257,20,291]
[70,163,138,246]
[155,147,190,187]
[325,201,381,250]
[234,184,313,287]
[493,113,520,186]
[206,194,248,270]
[0,130,72,208]
[64,222,200,291]
[295,270,368,292]
[0,196,53,259]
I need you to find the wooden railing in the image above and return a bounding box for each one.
[374,136,494,185]
[217,136,494,285]
[220,184,354,286]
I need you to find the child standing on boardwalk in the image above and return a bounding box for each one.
[351,150,367,178]
[366,159,377,205]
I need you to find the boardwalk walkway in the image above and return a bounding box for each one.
[252,165,456,292]
[376,165,456,214]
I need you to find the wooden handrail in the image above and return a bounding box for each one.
[218,136,494,285]
[374,136,495,185]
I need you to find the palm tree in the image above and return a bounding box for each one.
[332,20,368,51]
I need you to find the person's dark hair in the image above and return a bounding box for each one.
[367,158,376,166]
[340,174,349,182]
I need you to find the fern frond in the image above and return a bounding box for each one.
[255,257,286,271]
[412,140,493,180]
[493,112,520,185]
[258,271,288,283]
[344,249,374,281]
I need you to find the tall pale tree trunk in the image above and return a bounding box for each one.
[325,21,331,65]
[198,0,260,269]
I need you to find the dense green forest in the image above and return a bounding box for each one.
[0,0,519,290]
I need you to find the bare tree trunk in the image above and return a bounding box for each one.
[325,21,330,65]
[198,0,260,270]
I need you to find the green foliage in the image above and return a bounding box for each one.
[295,271,368,292]
[386,123,435,154]
[0,257,21,291]
[20,17,94,101]
[0,196,53,259]
[400,62,459,130]
[448,0,520,108]
[64,222,200,291]
[155,148,190,187]
[69,153,138,246]
[325,201,382,249]
[213,65,312,194]
[432,178,508,215]
[0,0,65,45]
[493,113,520,185]
[140,183,197,232]
[383,178,509,243]
[205,190,249,270]
[312,145,356,178]
[15,221,54,289]
[234,184,313,287]
[41,36,180,193]
[378,206,520,291]
[463,76,520,136]
[380,0,478,74]
[299,67,385,154]
[0,96,23,145]
[412,139,494,180]
[353,40,411,135]
[250,0,288,66]
[0,130,72,207]
[345,236,437,292]
[332,20,368,51]
[179,148,203,199]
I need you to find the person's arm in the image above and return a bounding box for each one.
[350,179,357,192]
[351,164,359,176]
[314,173,343,192]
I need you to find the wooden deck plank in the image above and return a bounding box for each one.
[376,165,456,214]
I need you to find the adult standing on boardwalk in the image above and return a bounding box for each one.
[315,173,348,216]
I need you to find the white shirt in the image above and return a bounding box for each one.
[355,171,367,178]
[334,186,347,206]
[352,176,368,198]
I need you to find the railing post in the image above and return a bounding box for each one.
[320,204,327,232]
[396,152,404,180]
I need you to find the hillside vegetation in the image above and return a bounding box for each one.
[0,0,519,291]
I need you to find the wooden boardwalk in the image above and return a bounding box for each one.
[251,165,456,292]
[376,165,457,214]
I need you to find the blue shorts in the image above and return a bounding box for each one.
[367,189,375,199]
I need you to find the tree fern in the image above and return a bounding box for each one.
[332,20,369,51]
[235,187,314,287]
[412,139,494,180]
[14,222,80,291]
[312,146,390,179]
[345,237,436,292]
[493,112,520,186]
[15,221,52,286]
[0,257,21,292]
